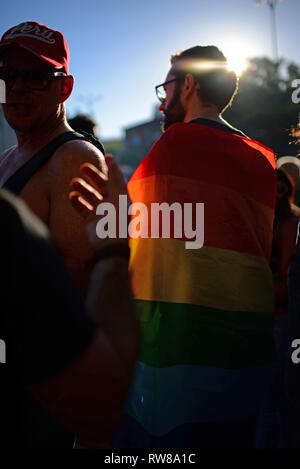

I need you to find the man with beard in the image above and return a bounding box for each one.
[111,46,277,449]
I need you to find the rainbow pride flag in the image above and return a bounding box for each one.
[123,121,277,445]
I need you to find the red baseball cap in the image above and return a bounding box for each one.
[0,21,69,74]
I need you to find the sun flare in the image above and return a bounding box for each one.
[221,42,253,76]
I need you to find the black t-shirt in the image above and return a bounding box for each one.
[0,189,96,448]
[189,117,248,138]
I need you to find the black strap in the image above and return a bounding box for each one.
[85,243,130,268]
[189,117,248,138]
[2,131,105,195]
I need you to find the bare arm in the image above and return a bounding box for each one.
[28,157,139,448]
[47,139,106,297]
[75,157,139,377]
[87,258,138,376]
[28,258,137,448]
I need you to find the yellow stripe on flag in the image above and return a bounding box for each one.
[129,238,274,313]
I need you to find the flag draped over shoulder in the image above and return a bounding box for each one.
[125,121,277,440]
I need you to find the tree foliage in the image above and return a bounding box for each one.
[224,57,300,157]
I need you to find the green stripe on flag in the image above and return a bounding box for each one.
[136,299,276,368]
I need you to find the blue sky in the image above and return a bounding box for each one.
[1,0,299,139]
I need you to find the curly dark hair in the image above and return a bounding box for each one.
[291,119,300,153]
[170,45,238,113]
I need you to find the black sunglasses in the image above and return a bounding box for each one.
[155,78,182,103]
[0,66,67,91]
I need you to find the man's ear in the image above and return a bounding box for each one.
[59,75,74,103]
[182,73,196,100]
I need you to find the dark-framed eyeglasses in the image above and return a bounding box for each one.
[155,78,181,103]
[0,66,67,90]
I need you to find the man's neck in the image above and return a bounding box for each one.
[184,103,231,127]
[184,108,228,126]
[15,118,73,154]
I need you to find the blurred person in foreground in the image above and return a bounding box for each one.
[0,155,139,449]
[68,113,99,139]
[111,45,277,449]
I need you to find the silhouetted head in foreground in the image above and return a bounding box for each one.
[68,113,98,137]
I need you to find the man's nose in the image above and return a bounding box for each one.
[10,75,27,92]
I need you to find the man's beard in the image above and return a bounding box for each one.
[161,84,186,132]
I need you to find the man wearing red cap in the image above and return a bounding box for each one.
[0,21,104,298]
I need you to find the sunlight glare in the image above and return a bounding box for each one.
[221,42,253,76]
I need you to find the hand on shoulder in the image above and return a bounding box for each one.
[69,155,129,251]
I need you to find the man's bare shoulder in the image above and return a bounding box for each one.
[48,138,106,177]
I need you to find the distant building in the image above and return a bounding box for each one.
[0,107,16,153]
[121,108,162,169]
[123,108,162,152]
